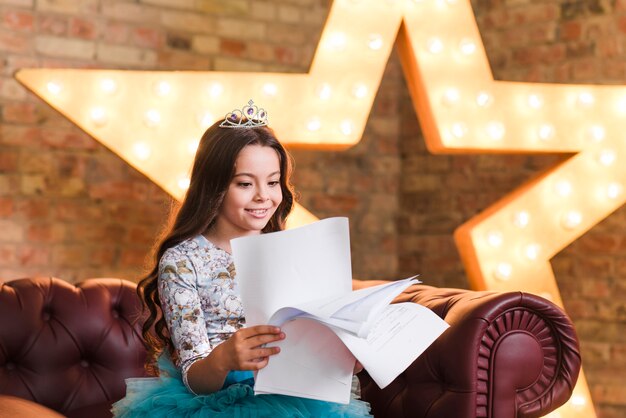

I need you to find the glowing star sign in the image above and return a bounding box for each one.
[15,0,617,416]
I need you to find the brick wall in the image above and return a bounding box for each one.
[0,0,624,415]
[0,0,402,283]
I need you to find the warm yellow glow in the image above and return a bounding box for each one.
[15,1,609,415]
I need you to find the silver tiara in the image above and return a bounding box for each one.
[219,100,268,128]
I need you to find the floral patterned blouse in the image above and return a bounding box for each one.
[158,234,245,393]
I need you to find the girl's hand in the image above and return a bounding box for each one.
[353,360,364,374]
[218,325,285,371]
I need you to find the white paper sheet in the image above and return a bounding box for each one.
[230,217,449,403]
[333,303,450,388]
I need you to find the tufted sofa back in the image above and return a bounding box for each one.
[0,277,148,416]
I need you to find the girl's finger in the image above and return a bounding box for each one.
[243,325,281,337]
[246,332,285,348]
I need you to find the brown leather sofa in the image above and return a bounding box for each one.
[0,277,581,418]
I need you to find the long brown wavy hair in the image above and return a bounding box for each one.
[138,119,295,374]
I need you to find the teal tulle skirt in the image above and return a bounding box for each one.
[112,356,372,418]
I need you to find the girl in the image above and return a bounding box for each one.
[112,102,372,417]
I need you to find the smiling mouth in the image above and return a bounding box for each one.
[245,208,270,216]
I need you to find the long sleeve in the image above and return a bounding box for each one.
[158,250,212,393]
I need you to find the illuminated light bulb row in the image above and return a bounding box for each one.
[446,120,506,140]
[325,31,385,52]
[426,37,477,56]
[305,118,355,135]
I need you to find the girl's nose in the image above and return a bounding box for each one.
[255,186,269,201]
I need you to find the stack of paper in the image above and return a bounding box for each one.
[231,217,449,404]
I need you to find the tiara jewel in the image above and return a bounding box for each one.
[219,100,268,128]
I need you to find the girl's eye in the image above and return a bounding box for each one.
[268,181,280,187]
[237,182,252,188]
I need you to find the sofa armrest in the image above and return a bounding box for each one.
[358,285,581,418]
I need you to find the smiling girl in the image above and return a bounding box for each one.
[112,102,372,417]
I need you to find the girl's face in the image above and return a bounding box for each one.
[217,144,283,237]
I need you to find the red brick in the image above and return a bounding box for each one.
[68,17,98,40]
[2,102,42,124]
[88,247,115,266]
[0,29,30,53]
[560,21,583,41]
[102,21,129,44]
[37,15,68,36]
[311,194,360,212]
[220,38,246,57]
[17,199,50,220]
[26,224,65,242]
[40,128,97,150]
[120,248,149,268]
[18,245,50,266]
[572,58,598,80]
[2,10,34,32]
[0,151,18,172]
[274,45,298,65]
[246,41,274,62]
[0,220,24,241]
[51,245,87,267]
[53,201,102,221]
[0,244,17,267]
[156,50,210,70]
[0,198,13,217]
[126,226,157,243]
[131,27,163,48]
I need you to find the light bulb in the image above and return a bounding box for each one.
[100,78,117,94]
[553,180,572,197]
[442,88,460,106]
[208,82,223,97]
[153,80,171,97]
[577,92,595,107]
[486,121,505,140]
[493,263,513,281]
[527,93,543,109]
[524,243,541,260]
[368,34,383,50]
[597,149,616,166]
[476,91,493,107]
[262,83,278,97]
[586,125,605,142]
[328,32,347,50]
[538,124,555,141]
[450,122,467,139]
[606,182,623,199]
[486,231,503,248]
[307,118,321,131]
[561,210,582,229]
[317,83,332,100]
[178,177,190,190]
[352,83,368,99]
[144,109,161,127]
[132,142,151,161]
[340,119,354,136]
[458,38,476,55]
[89,107,108,126]
[198,112,213,128]
[187,139,199,155]
[46,81,62,95]
[426,37,444,54]
[513,210,530,228]
[570,394,586,410]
